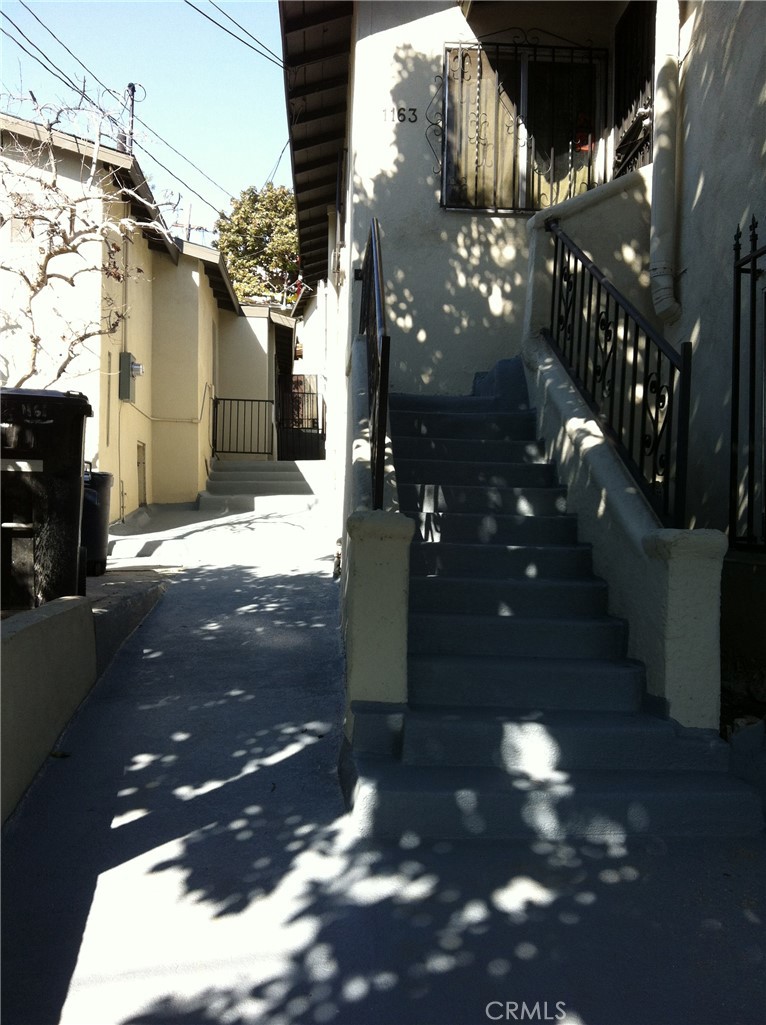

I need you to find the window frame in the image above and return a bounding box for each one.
[441,41,610,215]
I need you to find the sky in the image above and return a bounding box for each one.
[0,0,292,240]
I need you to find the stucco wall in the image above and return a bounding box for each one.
[1,147,105,404]
[218,307,270,399]
[1,597,96,822]
[99,229,157,517]
[667,0,766,531]
[150,254,211,503]
[345,2,531,395]
[195,267,218,490]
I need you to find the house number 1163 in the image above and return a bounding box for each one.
[384,106,418,123]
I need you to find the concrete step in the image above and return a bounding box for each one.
[393,436,547,464]
[398,483,568,517]
[208,470,306,483]
[210,459,301,473]
[390,408,538,441]
[401,708,731,773]
[205,479,313,496]
[408,655,645,711]
[409,541,594,579]
[389,392,500,413]
[395,457,557,489]
[349,759,764,840]
[471,358,532,409]
[409,511,579,545]
[409,612,627,659]
[409,575,608,617]
[197,492,317,514]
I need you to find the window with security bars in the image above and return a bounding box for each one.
[443,42,608,212]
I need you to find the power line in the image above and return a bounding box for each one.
[16,0,236,202]
[263,139,290,188]
[1,23,224,219]
[182,0,284,69]
[206,0,283,65]
[0,14,86,99]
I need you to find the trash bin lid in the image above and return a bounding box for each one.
[1,388,93,421]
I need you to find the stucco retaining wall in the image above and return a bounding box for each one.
[2,597,96,821]
[523,332,726,730]
[341,336,414,743]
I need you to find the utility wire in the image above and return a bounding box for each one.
[0,14,85,98]
[16,0,236,202]
[206,0,283,65]
[1,22,224,219]
[182,0,284,69]
[263,139,290,188]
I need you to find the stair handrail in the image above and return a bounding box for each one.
[544,218,691,527]
[730,216,766,549]
[356,218,391,509]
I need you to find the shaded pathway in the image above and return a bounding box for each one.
[2,504,765,1025]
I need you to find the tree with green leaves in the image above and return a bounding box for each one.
[214,183,299,304]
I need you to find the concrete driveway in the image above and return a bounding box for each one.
[2,499,765,1025]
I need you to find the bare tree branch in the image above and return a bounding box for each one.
[2,105,172,388]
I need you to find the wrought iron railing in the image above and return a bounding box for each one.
[730,217,766,550]
[544,219,691,527]
[212,397,273,456]
[357,218,390,509]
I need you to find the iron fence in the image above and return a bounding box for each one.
[544,219,691,527]
[212,398,273,456]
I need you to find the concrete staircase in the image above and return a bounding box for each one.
[348,359,763,841]
[198,459,314,512]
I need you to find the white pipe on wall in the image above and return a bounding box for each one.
[650,0,682,324]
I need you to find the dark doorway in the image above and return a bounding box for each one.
[276,375,326,460]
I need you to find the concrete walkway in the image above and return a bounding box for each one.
[2,498,766,1025]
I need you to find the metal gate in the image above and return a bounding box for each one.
[276,375,326,460]
[212,398,274,456]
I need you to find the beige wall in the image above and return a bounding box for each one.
[2,597,96,821]
[1,147,107,401]
[218,306,270,399]
[99,229,157,517]
[150,254,214,504]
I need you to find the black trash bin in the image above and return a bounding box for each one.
[82,463,114,576]
[1,388,93,610]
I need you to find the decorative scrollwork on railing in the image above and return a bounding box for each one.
[557,261,576,349]
[594,306,616,399]
[425,72,444,175]
[643,370,670,473]
[544,219,691,527]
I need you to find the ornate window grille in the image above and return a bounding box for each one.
[442,41,608,212]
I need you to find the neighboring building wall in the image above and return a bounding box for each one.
[195,266,218,491]
[0,145,106,410]
[99,228,157,517]
[150,253,208,503]
[218,306,270,399]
